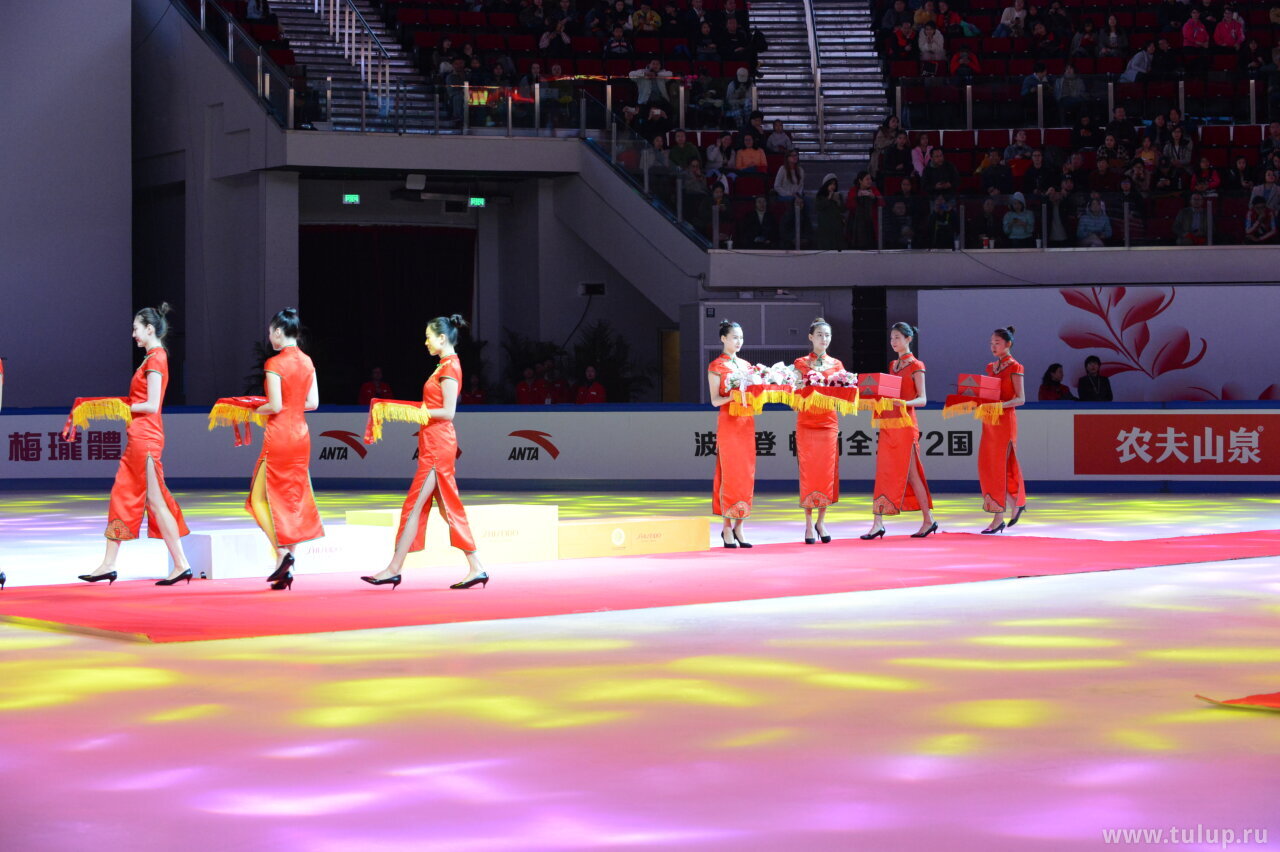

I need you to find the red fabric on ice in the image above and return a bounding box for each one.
[1196,691,1280,711]
[1,530,1278,643]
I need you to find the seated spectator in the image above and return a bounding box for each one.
[936,0,964,35]
[693,21,719,60]
[887,21,917,61]
[1070,20,1098,58]
[742,111,768,148]
[1145,113,1172,149]
[520,0,548,31]
[814,175,847,250]
[847,171,884,249]
[1224,155,1256,194]
[1098,15,1127,57]
[1092,154,1122,193]
[1244,197,1278,243]
[682,158,713,222]
[640,133,671,173]
[603,26,634,58]
[1045,1,1073,42]
[1097,133,1131,167]
[871,115,901,178]
[1056,63,1087,124]
[925,195,958,248]
[1023,149,1055,198]
[884,199,916,249]
[980,148,1015,197]
[895,174,929,226]
[1120,42,1156,82]
[1163,125,1195,173]
[1045,183,1079,246]
[735,133,767,172]
[882,132,914,185]
[1173,191,1209,245]
[1250,168,1280,211]
[1062,151,1089,190]
[1240,38,1267,74]
[1151,36,1180,75]
[737,195,781,249]
[1072,114,1100,149]
[1158,0,1189,32]
[1191,156,1221,196]
[1167,106,1196,137]
[1077,355,1113,401]
[515,366,549,404]
[460,373,487,405]
[717,0,748,30]
[912,132,936,176]
[668,129,701,170]
[629,59,674,119]
[917,22,946,71]
[631,0,662,32]
[974,197,1004,248]
[1038,363,1078,400]
[1128,160,1154,195]
[1005,129,1034,163]
[1117,176,1147,218]
[717,18,755,64]
[1213,7,1244,50]
[575,366,607,403]
[539,19,572,58]
[951,47,982,78]
[766,120,795,153]
[1181,8,1210,70]
[1002,192,1036,247]
[1152,156,1184,193]
[1077,197,1113,246]
[1020,64,1054,119]
[914,0,937,28]
[774,149,805,199]
[1134,136,1160,168]
[881,0,912,33]
[357,367,392,406]
[1106,106,1138,150]
[994,0,1028,37]
[723,67,754,128]
[1261,122,1280,159]
[1031,22,1064,58]
[921,147,959,197]
[708,184,732,244]
[1194,0,1220,30]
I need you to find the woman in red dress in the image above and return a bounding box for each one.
[793,317,843,544]
[863,322,937,539]
[250,308,324,590]
[979,325,1027,533]
[78,304,194,586]
[362,314,487,589]
[708,319,756,548]
[575,365,607,404]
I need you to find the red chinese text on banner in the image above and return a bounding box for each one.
[1074,414,1280,476]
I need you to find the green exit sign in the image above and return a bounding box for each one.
[468,197,486,208]
[342,193,360,205]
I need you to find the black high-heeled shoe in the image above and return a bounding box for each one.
[267,552,295,583]
[1007,506,1027,527]
[0,572,6,591]
[360,575,402,589]
[804,536,817,545]
[720,530,738,549]
[155,569,193,586]
[732,531,753,548]
[818,530,833,544]
[78,571,118,585]
[910,522,939,539]
[860,528,886,540]
[981,522,1007,535]
[270,571,293,591]
[450,573,489,589]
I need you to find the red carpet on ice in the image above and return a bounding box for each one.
[2,530,1278,643]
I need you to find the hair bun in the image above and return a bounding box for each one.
[449,313,469,330]
[1006,325,1016,335]
[811,316,826,325]
[157,301,172,317]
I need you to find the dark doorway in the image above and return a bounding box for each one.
[133,182,186,402]
[299,225,476,404]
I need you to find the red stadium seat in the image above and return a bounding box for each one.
[634,37,661,55]
[475,34,505,51]
[890,60,919,78]
[427,9,457,26]
[489,12,518,28]
[459,11,486,27]
[507,34,536,52]
[576,58,604,75]
[571,36,598,54]
[1234,124,1263,147]
[1201,125,1231,146]
[1044,128,1072,147]
[977,129,1011,149]
[396,8,426,25]
[412,30,441,48]
[942,130,976,149]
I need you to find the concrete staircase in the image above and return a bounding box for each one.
[751,0,822,155]
[270,0,450,132]
[812,0,891,165]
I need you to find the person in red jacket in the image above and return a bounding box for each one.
[575,365,607,403]
[356,366,391,406]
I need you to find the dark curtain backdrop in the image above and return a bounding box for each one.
[299,225,476,404]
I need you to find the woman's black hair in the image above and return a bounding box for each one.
[1042,362,1064,384]
[135,302,172,342]
[271,307,301,338]
[809,316,831,334]
[993,325,1015,344]
[890,321,916,343]
[718,319,742,339]
[1084,354,1102,367]
[428,313,469,346]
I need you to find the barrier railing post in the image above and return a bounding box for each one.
[287,86,295,129]
[895,84,902,122]
[644,164,651,194]
[712,202,720,249]
[877,204,884,250]
[605,83,613,122]
[958,203,966,249]
[611,120,618,163]
[1107,80,1114,117]
[579,96,586,138]
[227,26,234,62]
[507,92,513,136]
[676,171,684,223]
[1178,79,1186,116]
[1040,201,1048,248]
[534,82,542,134]
[200,0,206,30]
[257,50,264,98]
[462,83,470,134]
[1207,198,1214,246]
[965,84,973,130]
[679,83,687,130]
[1250,79,1257,126]
[794,196,802,249]
[1037,83,1044,128]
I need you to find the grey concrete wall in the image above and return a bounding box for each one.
[0,1,132,406]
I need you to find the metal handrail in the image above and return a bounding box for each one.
[799,0,826,153]
[315,0,391,105]
[181,0,297,128]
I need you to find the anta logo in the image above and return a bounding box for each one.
[318,430,368,460]
[508,429,559,461]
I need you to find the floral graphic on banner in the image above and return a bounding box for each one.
[1058,287,1206,381]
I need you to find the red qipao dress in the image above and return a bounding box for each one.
[105,347,190,541]
[978,354,1027,513]
[246,346,324,546]
[709,354,756,519]
[396,354,476,553]
[793,353,845,508]
[871,355,933,516]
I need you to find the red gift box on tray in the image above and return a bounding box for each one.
[857,372,902,400]
[956,373,1001,402]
